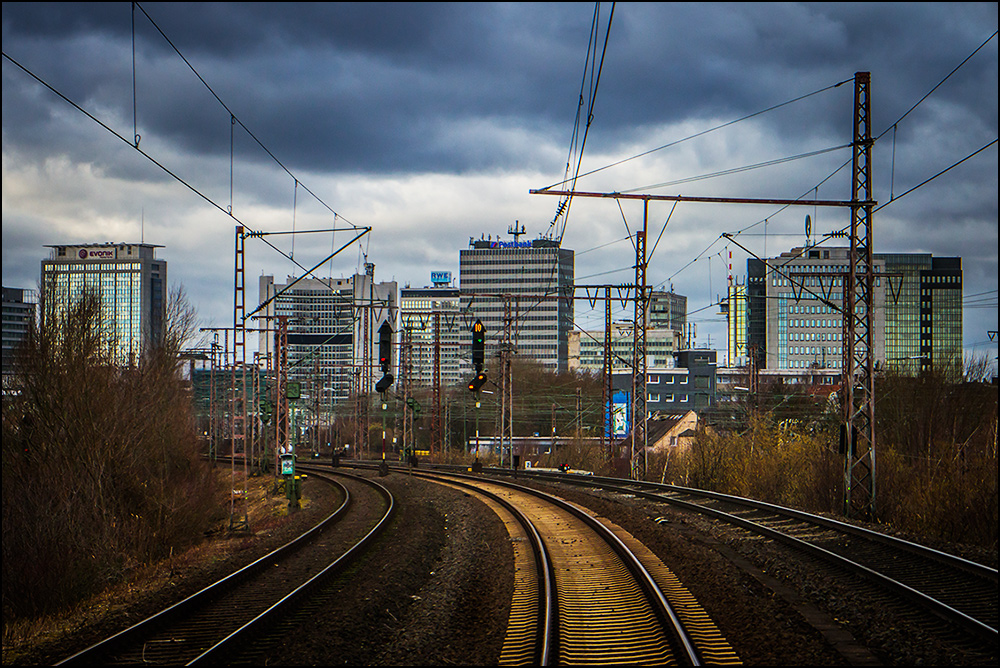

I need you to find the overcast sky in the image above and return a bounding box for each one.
[3,2,997,369]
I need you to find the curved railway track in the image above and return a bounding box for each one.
[405,467,740,666]
[55,470,394,666]
[498,468,999,654]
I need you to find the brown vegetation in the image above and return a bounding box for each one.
[2,289,221,620]
[670,362,997,548]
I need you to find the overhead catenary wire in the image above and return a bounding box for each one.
[540,77,854,193]
[657,29,997,308]
[549,1,616,244]
[1,50,369,306]
[598,29,997,328]
[130,1,360,230]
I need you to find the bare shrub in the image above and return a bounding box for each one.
[670,369,996,547]
[2,289,221,619]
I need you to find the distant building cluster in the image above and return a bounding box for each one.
[4,237,965,434]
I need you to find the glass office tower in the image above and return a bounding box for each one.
[744,246,963,376]
[878,254,962,376]
[41,243,165,365]
[2,286,37,380]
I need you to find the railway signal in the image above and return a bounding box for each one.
[472,319,485,370]
[376,320,394,394]
[378,320,393,373]
[468,370,487,395]
[469,319,488,397]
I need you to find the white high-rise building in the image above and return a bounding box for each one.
[258,270,397,407]
[399,272,464,390]
[459,237,574,373]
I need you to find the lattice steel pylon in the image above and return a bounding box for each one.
[209,332,220,464]
[231,226,249,531]
[843,71,877,520]
[498,296,516,467]
[275,316,289,472]
[431,311,443,455]
[603,285,613,462]
[401,324,413,457]
[630,203,649,481]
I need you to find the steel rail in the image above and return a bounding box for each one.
[519,470,997,582]
[408,467,704,666]
[508,468,999,646]
[189,468,395,664]
[55,470,389,666]
[404,471,556,665]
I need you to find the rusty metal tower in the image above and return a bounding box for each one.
[843,72,877,520]
[631,204,649,481]
[231,226,249,530]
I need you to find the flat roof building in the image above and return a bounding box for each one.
[40,242,166,365]
[258,269,397,408]
[744,245,962,376]
[459,236,574,373]
[2,286,37,380]
[399,276,464,390]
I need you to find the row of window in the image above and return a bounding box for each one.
[790,331,839,342]
[789,318,839,329]
[46,262,144,271]
[649,394,690,403]
[788,346,842,356]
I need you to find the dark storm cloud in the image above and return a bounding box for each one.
[5,3,996,178]
[3,2,997,357]
[3,2,596,174]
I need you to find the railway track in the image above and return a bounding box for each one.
[499,468,999,655]
[405,467,740,666]
[55,470,394,666]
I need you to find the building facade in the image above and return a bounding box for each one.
[258,270,397,408]
[724,282,748,367]
[570,324,680,372]
[2,287,37,380]
[744,246,962,375]
[648,290,687,331]
[611,349,718,431]
[399,273,464,390]
[40,243,166,365]
[459,237,574,373]
[879,254,962,375]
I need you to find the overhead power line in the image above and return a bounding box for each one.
[1,50,369,292]
[540,78,853,192]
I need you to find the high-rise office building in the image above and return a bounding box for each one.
[878,254,963,375]
[648,290,686,331]
[2,286,37,380]
[40,243,166,365]
[743,245,962,375]
[459,236,574,373]
[399,272,464,389]
[570,324,680,372]
[725,282,748,367]
[258,270,397,407]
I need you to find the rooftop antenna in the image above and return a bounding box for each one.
[508,221,526,242]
